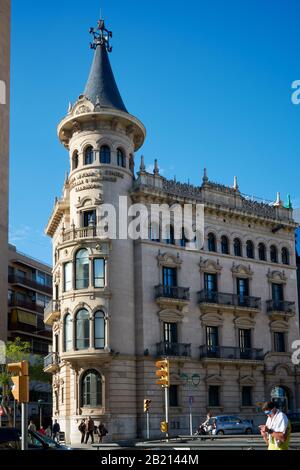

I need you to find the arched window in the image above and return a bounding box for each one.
[270,245,278,263]
[117,148,126,168]
[221,235,229,254]
[81,370,102,407]
[76,309,89,350]
[234,238,242,257]
[75,249,89,289]
[64,314,72,352]
[100,145,111,164]
[207,233,216,252]
[282,247,289,265]
[258,243,266,261]
[165,225,175,245]
[84,146,93,165]
[94,311,105,349]
[72,151,79,170]
[246,240,254,259]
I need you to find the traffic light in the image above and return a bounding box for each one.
[7,361,29,403]
[155,359,169,388]
[160,421,168,433]
[143,399,151,413]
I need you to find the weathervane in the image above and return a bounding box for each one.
[89,19,113,52]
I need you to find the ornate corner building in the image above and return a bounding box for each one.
[44,19,300,443]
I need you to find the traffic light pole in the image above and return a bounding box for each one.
[164,386,169,442]
[21,403,28,450]
[146,411,150,439]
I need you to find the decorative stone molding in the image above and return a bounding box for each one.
[157,251,182,268]
[200,312,223,327]
[205,374,224,385]
[269,319,289,332]
[75,196,102,209]
[267,269,287,284]
[239,375,256,386]
[199,258,222,274]
[233,316,255,329]
[231,263,253,278]
[157,309,183,323]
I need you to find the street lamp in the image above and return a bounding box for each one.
[180,373,201,435]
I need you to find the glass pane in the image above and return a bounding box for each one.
[76,310,89,350]
[64,262,72,292]
[76,250,89,289]
[64,315,72,351]
[94,259,105,288]
[94,312,105,349]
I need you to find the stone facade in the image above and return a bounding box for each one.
[44,20,300,443]
[0,0,10,341]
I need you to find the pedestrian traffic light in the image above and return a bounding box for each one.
[155,359,169,388]
[160,421,168,433]
[7,361,29,403]
[143,399,151,413]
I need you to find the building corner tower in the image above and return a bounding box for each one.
[44,19,145,442]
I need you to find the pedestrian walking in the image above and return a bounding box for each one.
[97,422,108,443]
[28,420,36,432]
[39,426,46,436]
[52,419,61,443]
[85,416,95,444]
[259,401,291,450]
[78,419,86,444]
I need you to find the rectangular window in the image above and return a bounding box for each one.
[242,387,252,406]
[93,259,105,288]
[274,332,286,352]
[206,326,219,351]
[36,294,51,308]
[204,273,217,292]
[163,267,177,287]
[169,385,179,407]
[237,278,249,297]
[272,283,284,309]
[209,386,220,407]
[239,329,251,358]
[16,269,26,280]
[64,262,72,292]
[164,322,178,343]
[83,210,96,227]
[37,270,46,286]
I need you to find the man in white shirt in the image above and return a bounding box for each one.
[259,401,291,450]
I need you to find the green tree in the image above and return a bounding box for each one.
[0,338,51,426]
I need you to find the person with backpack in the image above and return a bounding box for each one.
[78,419,86,444]
[259,401,291,450]
[97,422,108,443]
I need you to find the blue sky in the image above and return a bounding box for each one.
[9,0,300,264]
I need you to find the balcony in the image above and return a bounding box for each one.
[44,352,59,373]
[198,290,261,314]
[156,342,191,358]
[44,300,61,325]
[61,225,97,243]
[8,297,44,314]
[155,285,190,310]
[8,274,52,295]
[266,300,295,317]
[199,345,264,361]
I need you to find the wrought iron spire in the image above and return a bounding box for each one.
[89,19,113,52]
[84,19,128,113]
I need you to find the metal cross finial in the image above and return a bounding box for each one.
[89,19,113,52]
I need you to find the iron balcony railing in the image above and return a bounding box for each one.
[44,352,59,369]
[266,300,295,315]
[8,297,45,314]
[198,290,261,309]
[44,300,61,320]
[8,274,52,295]
[156,342,191,357]
[199,345,264,361]
[155,285,190,301]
